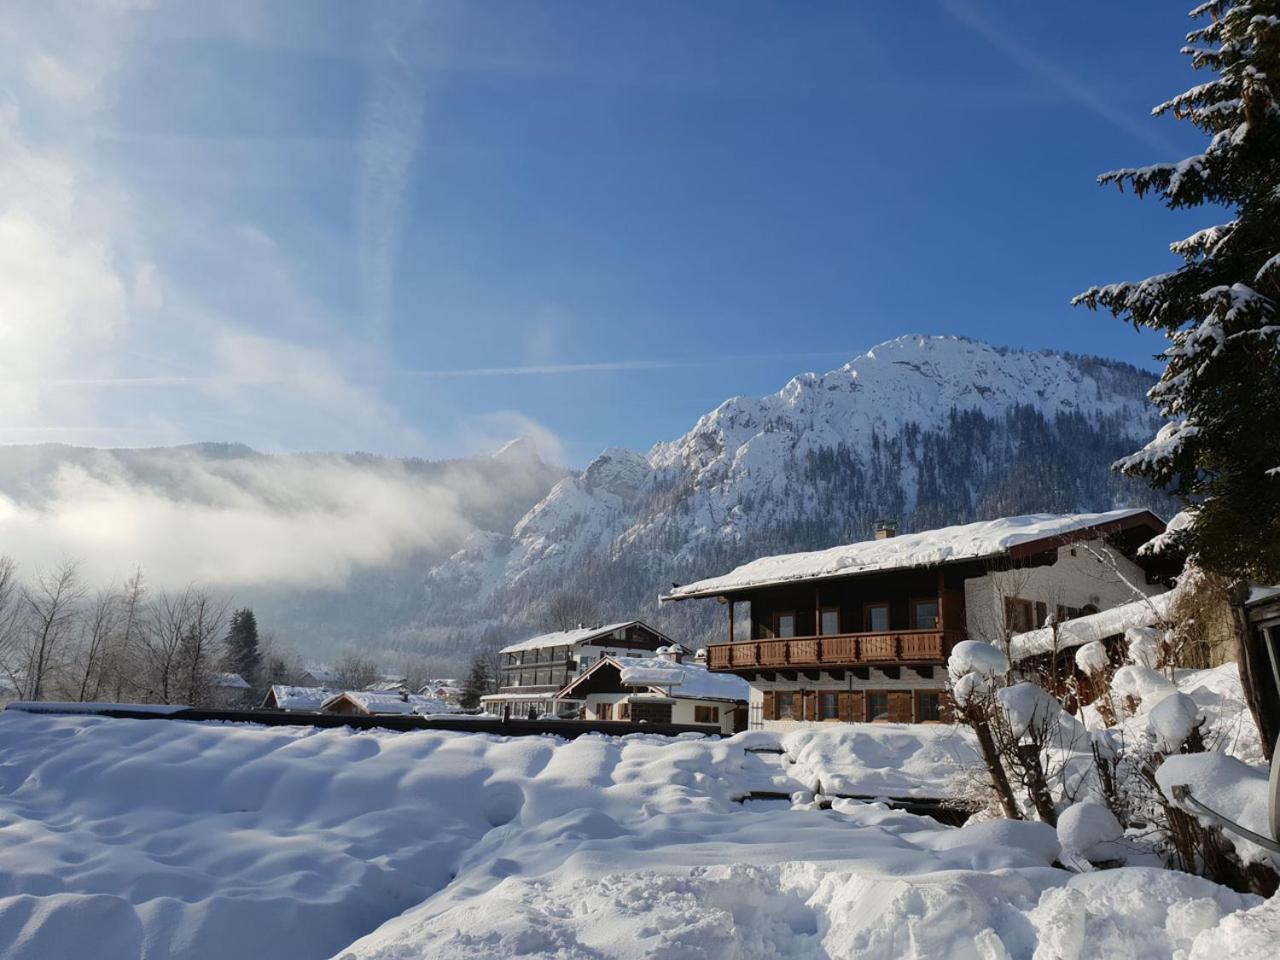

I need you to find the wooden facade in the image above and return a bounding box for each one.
[705,564,976,676]
[667,511,1173,727]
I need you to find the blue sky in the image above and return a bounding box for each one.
[2,1,1208,465]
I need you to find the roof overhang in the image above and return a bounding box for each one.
[661,510,1168,602]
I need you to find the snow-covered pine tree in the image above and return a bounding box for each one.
[1075,1,1280,582]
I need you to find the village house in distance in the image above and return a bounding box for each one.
[481,620,685,719]
[663,509,1177,727]
[557,646,750,734]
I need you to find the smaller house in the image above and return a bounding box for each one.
[299,665,336,687]
[210,673,251,708]
[482,620,684,719]
[418,679,461,703]
[260,685,335,712]
[320,690,455,717]
[557,647,750,734]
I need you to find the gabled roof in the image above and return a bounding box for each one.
[319,691,455,716]
[499,620,679,655]
[215,673,250,689]
[262,684,335,711]
[558,655,749,703]
[663,509,1164,601]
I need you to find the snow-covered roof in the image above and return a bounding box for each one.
[499,621,645,655]
[215,673,250,689]
[264,685,334,711]
[1008,590,1178,661]
[320,691,455,716]
[564,655,749,703]
[1245,584,1280,607]
[479,692,584,702]
[302,665,335,683]
[664,509,1159,600]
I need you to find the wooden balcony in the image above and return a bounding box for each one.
[705,630,965,672]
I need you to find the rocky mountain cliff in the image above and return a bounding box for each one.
[425,335,1172,653]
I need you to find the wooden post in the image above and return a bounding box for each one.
[936,569,945,630]
[727,599,734,644]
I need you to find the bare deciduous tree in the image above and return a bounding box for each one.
[544,593,601,632]
[332,654,381,691]
[18,561,86,701]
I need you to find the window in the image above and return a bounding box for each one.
[868,690,889,722]
[1005,597,1035,633]
[819,691,839,720]
[774,611,797,638]
[617,702,630,720]
[819,607,841,636]
[578,655,593,672]
[776,692,797,719]
[694,705,719,724]
[1035,602,1048,628]
[916,691,942,722]
[597,702,612,721]
[865,603,890,632]
[911,600,939,630]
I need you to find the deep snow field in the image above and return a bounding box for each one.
[0,705,1274,959]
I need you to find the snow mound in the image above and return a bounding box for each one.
[782,723,982,798]
[1112,664,1175,709]
[948,640,1010,681]
[1075,640,1110,676]
[1057,801,1123,861]
[1148,691,1203,753]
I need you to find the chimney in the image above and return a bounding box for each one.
[656,645,683,664]
[694,648,707,664]
[875,520,897,540]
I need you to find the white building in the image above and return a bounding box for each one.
[557,647,749,734]
[481,621,684,719]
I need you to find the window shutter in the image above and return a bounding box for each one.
[888,691,913,723]
[850,691,865,723]
[762,691,776,721]
[837,691,852,722]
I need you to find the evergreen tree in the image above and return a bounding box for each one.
[458,651,494,711]
[1075,1,1280,581]
[223,608,262,689]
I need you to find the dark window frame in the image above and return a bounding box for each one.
[863,602,891,632]
[915,689,942,723]
[867,689,891,722]
[818,690,840,721]
[911,598,940,630]
[773,610,798,639]
[818,607,842,636]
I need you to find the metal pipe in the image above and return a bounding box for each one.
[1169,783,1280,854]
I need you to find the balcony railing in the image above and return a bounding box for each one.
[705,630,965,672]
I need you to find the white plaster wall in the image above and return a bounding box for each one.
[963,540,1165,643]
[584,692,739,733]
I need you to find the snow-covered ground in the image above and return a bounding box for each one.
[0,710,1272,959]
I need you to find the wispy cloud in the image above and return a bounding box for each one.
[355,5,438,335]
[20,349,863,390]
[940,0,1181,155]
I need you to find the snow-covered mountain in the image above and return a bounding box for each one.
[0,335,1170,668]
[426,335,1169,648]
